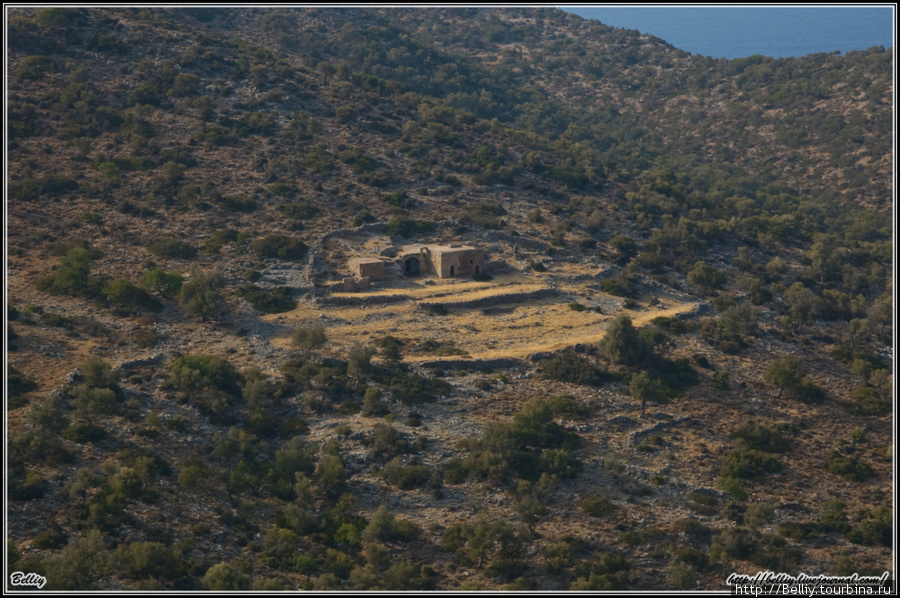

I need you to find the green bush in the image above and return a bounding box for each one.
[850,507,892,547]
[842,386,891,416]
[141,268,183,296]
[291,325,327,352]
[19,55,52,80]
[167,355,241,395]
[250,235,307,260]
[442,459,468,485]
[381,457,432,490]
[580,495,618,517]
[11,471,48,500]
[384,216,435,238]
[202,563,250,591]
[730,421,791,453]
[35,247,102,298]
[146,238,197,260]
[235,284,296,314]
[541,351,611,386]
[177,267,225,320]
[598,315,652,366]
[279,201,319,220]
[720,449,782,480]
[710,527,757,562]
[102,279,162,314]
[63,422,108,443]
[217,195,257,213]
[8,365,37,408]
[8,176,78,201]
[687,261,727,292]
[827,450,872,482]
[686,491,719,514]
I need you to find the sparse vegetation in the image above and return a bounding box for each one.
[6,5,892,591]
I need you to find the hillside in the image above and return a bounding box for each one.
[6,7,894,591]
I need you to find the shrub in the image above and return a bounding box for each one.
[384,216,435,238]
[601,275,638,298]
[235,285,296,314]
[11,471,48,500]
[598,315,651,366]
[251,235,307,260]
[380,371,451,405]
[8,365,37,408]
[9,176,78,201]
[842,386,891,416]
[687,261,727,292]
[827,450,872,482]
[720,449,782,480]
[177,267,225,320]
[102,279,162,314]
[19,55,52,80]
[146,238,197,260]
[167,355,241,395]
[686,491,719,514]
[292,325,327,352]
[710,528,756,562]
[730,421,791,453]
[851,507,892,547]
[217,195,257,213]
[541,351,611,386]
[279,201,319,220]
[580,495,618,517]
[202,563,250,591]
[35,247,101,298]
[381,457,432,490]
[140,268,183,296]
[204,228,245,254]
[63,422,108,443]
[712,370,731,390]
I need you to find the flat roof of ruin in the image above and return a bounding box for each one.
[398,244,478,254]
[348,257,385,264]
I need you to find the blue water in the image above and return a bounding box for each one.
[559,6,895,59]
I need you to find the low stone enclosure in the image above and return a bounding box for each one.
[348,243,484,281]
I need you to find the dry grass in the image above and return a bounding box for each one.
[268,266,697,360]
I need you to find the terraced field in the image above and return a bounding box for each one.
[267,268,698,361]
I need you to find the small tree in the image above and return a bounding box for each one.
[629,370,660,417]
[598,314,650,366]
[202,562,251,590]
[141,268,183,296]
[43,530,110,590]
[763,356,807,399]
[845,318,872,348]
[292,325,327,354]
[870,293,892,336]
[375,336,403,364]
[71,387,117,427]
[83,357,119,389]
[177,266,224,320]
[783,282,819,330]
[347,344,376,385]
[687,261,726,293]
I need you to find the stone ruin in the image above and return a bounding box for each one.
[346,244,484,283]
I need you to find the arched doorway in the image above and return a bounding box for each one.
[404,257,420,275]
[450,265,455,277]
[475,265,480,275]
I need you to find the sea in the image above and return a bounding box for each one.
[559,6,895,60]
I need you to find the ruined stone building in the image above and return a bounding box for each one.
[347,244,484,281]
[348,257,385,280]
[398,245,483,279]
